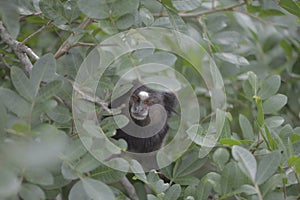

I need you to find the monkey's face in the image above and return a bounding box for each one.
[129,90,161,121]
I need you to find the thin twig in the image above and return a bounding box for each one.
[120,177,139,200]
[0,54,11,69]
[153,1,247,18]
[21,21,52,45]
[19,13,42,21]
[71,42,97,47]
[54,18,93,59]
[72,82,113,114]
[0,21,39,71]
[69,42,117,49]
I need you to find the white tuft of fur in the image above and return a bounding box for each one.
[138,91,149,100]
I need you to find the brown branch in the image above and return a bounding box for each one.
[71,42,97,47]
[21,21,52,45]
[153,1,247,18]
[54,18,93,59]
[0,21,40,71]
[120,177,139,200]
[72,82,113,114]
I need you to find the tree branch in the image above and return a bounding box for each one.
[0,21,40,71]
[72,82,113,114]
[54,18,93,59]
[120,177,139,200]
[153,1,247,18]
[21,21,52,45]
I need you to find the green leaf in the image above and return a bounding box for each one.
[239,114,254,140]
[265,116,284,128]
[76,153,101,173]
[172,0,201,11]
[39,0,68,25]
[288,155,300,172]
[63,138,87,161]
[31,53,57,95]
[142,52,177,67]
[46,104,71,124]
[12,123,30,133]
[262,124,278,150]
[61,161,78,180]
[115,14,135,30]
[255,151,281,185]
[63,0,81,23]
[32,100,57,120]
[130,160,147,183]
[258,75,281,100]
[139,7,154,26]
[173,176,199,186]
[254,96,264,127]
[77,0,109,19]
[0,167,21,199]
[91,165,126,184]
[206,172,221,194]
[82,178,114,200]
[165,184,181,200]
[0,168,20,198]
[36,80,63,102]
[212,148,230,169]
[24,168,54,186]
[0,0,20,38]
[219,138,252,146]
[215,53,249,66]
[232,145,257,182]
[0,102,7,134]
[11,67,34,102]
[260,175,281,197]
[259,9,285,17]
[263,94,287,114]
[110,0,139,18]
[248,71,258,95]
[161,0,177,11]
[69,181,89,200]
[279,0,300,18]
[167,9,187,33]
[196,176,213,200]
[19,183,45,200]
[0,88,31,118]
[173,151,207,177]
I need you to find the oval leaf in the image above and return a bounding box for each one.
[263,94,287,114]
[239,114,254,140]
[82,178,114,200]
[256,151,281,185]
[232,145,257,182]
[215,53,249,65]
[11,67,34,102]
[19,183,45,200]
[258,75,281,100]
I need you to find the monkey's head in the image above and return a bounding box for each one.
[128,85,176,123]
[129,86,162,121]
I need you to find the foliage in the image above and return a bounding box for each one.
[0,0,300,200]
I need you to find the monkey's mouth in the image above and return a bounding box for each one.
[130,111,148,121]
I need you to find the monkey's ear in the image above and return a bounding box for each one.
[163,92,177,115]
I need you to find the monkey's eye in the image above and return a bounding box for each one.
[132,95,139,102]
[143,98,152,105]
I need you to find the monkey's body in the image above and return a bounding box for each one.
[113,122,169,153]
[110,83,177,153]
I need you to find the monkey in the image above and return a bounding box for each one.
[109,82,177,153]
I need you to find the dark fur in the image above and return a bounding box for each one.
[111,84,177,153]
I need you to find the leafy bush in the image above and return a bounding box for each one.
[0,0,299,200]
